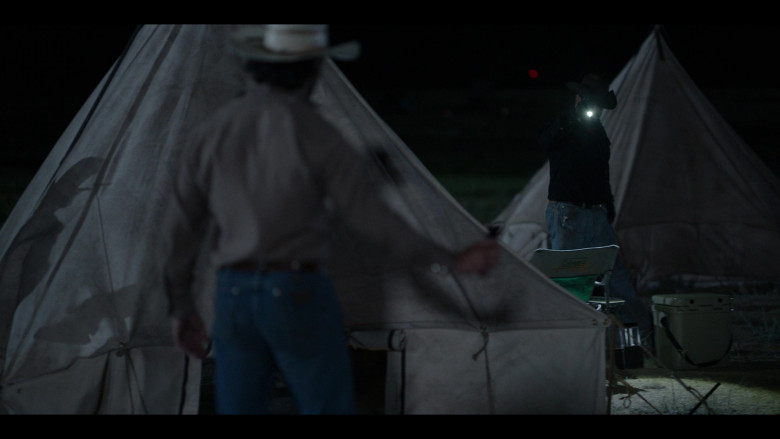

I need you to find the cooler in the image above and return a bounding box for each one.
[652,293,733,370]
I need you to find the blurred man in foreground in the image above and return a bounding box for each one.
[163,24,500,414]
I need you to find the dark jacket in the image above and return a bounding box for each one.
[539,106,614,209]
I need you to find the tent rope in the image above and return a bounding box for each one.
[471,326,496,414]
[95,193,127,346]
[93,352,113,414]
[610,316,717,414]
[613,374,664,414]
[471,326,489,360]
[116,343,151,414]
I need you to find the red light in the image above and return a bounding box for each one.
[528,69,538,79]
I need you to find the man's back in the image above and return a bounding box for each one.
[182,83,335,265]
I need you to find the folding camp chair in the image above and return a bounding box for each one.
[529,245,621,306]
[530,245,650,372]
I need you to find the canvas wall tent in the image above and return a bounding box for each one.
[0,24,608,415]
[494,26,780,295]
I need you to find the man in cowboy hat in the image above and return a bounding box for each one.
[162,25,500,414]
[539,73,651,340]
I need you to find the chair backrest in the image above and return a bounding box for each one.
[529,245,620,302]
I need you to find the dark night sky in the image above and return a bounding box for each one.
[331,24,778,91]
[1,24,778,170]
[3,24,778,92]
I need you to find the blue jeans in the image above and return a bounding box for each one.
[211,267,355,414]
[546,201,651,335]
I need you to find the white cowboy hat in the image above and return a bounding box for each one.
[228,24,360,62]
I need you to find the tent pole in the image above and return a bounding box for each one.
[605,316,617,414]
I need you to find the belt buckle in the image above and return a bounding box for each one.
[261,260,319,273]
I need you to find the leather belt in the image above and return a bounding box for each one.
[576,203,605,209]
[229,260,322,273]
[560,201,605,209]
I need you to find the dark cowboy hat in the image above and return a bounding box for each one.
[566,73,617,110]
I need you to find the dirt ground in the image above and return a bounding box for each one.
[608,358,780,415]
[607,291,780,415]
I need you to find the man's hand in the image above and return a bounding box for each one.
[171,314,210,359]
[455,239,501,275]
